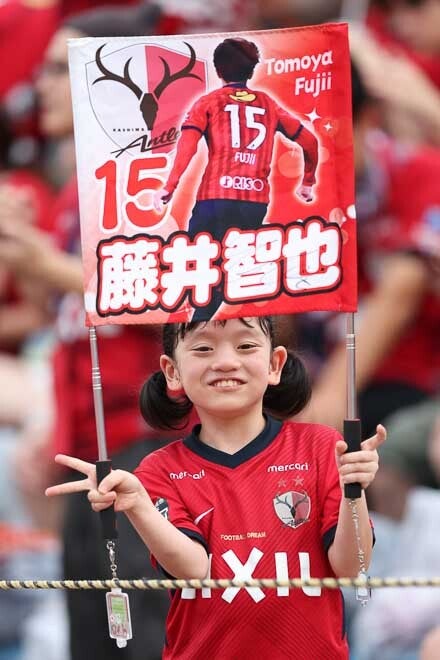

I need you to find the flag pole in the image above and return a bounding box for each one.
[90,327,132,647]
[344,312,370,603]
[89,326,118,540]
[344,312,362,498]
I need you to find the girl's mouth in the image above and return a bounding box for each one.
[210,379,243,388]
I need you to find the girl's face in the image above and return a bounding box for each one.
[160,318,287,422]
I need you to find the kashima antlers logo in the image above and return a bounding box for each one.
[273,491,311,529]
[93,42,203,132]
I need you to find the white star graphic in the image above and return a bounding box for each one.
[305,107,321,123]
[324,121,333,131]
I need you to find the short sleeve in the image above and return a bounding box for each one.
[318,428,342,549]
[134,451,207,550]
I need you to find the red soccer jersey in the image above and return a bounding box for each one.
[166,84,317,204]
[135,417,349,660]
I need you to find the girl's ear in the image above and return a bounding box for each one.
[268,345,288,386]
[159,354,181,391]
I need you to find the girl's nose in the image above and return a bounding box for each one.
[211,346,240,371]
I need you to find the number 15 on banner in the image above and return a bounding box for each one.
[95,155,169,231]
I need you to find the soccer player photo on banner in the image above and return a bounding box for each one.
[68,23,356,326]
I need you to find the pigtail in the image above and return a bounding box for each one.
[263,350,311,419]
[139,370,193,431]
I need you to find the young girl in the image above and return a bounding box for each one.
[46,316,386,660]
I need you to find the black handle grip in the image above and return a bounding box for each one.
[96,459,118,540]
[343,419,362,499]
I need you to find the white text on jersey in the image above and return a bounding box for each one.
[181,549,321,602]
[169,469,206,480]
[267,462,309,472]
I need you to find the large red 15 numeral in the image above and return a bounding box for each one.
[95,156,168,230]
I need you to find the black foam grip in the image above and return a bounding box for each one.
[96,459,118,539]
[343,419,362,499]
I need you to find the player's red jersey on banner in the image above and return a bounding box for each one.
[166,83,318,204]
[135,417,350,660]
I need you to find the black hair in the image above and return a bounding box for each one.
[139,316,311,431]
[213,38,260,83]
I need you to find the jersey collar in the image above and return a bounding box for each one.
[183,415,283,468]
[223,81,248,88]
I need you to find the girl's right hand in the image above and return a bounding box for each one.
[45,454,147,513]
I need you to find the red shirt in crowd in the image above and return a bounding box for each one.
[0,169,54,353]
[358,131,440,392]
[0,0,59,101]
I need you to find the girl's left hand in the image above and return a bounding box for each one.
[335,424,387,490]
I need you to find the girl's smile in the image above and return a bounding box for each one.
[209,378,245,388]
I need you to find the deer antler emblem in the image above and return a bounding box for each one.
[274,491,310,528]
[93,43,202,131]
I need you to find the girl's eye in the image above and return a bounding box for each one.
[193,345,212,352]
[238,343,257,350]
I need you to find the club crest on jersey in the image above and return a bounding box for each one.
[273,491,310,529]
[155,497,169,520]
[228,90,256,102]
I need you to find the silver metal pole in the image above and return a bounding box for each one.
[346,312,357,420]
[89,326,117,540]
[89,326,108,461]
[344,312,369,601]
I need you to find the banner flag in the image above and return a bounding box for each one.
[68,23,357,326]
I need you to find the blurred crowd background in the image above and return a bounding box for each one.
[0,1,439,659]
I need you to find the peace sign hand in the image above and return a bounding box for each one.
[45,454,147,513]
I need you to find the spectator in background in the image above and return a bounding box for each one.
[0,0,142,105]
[0,102,59,660]
[297,57,440,439]
[347,387,440,659]
[0,106,54,350]
[367,0,440,88]
[349,1,440,145]
[345,375,440,660]
[348,484,440,660]
[367,396,440,517]
[0,0,60,170]
[0,101,55,525]
[371,396,440,506]
[0,4,193,660]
